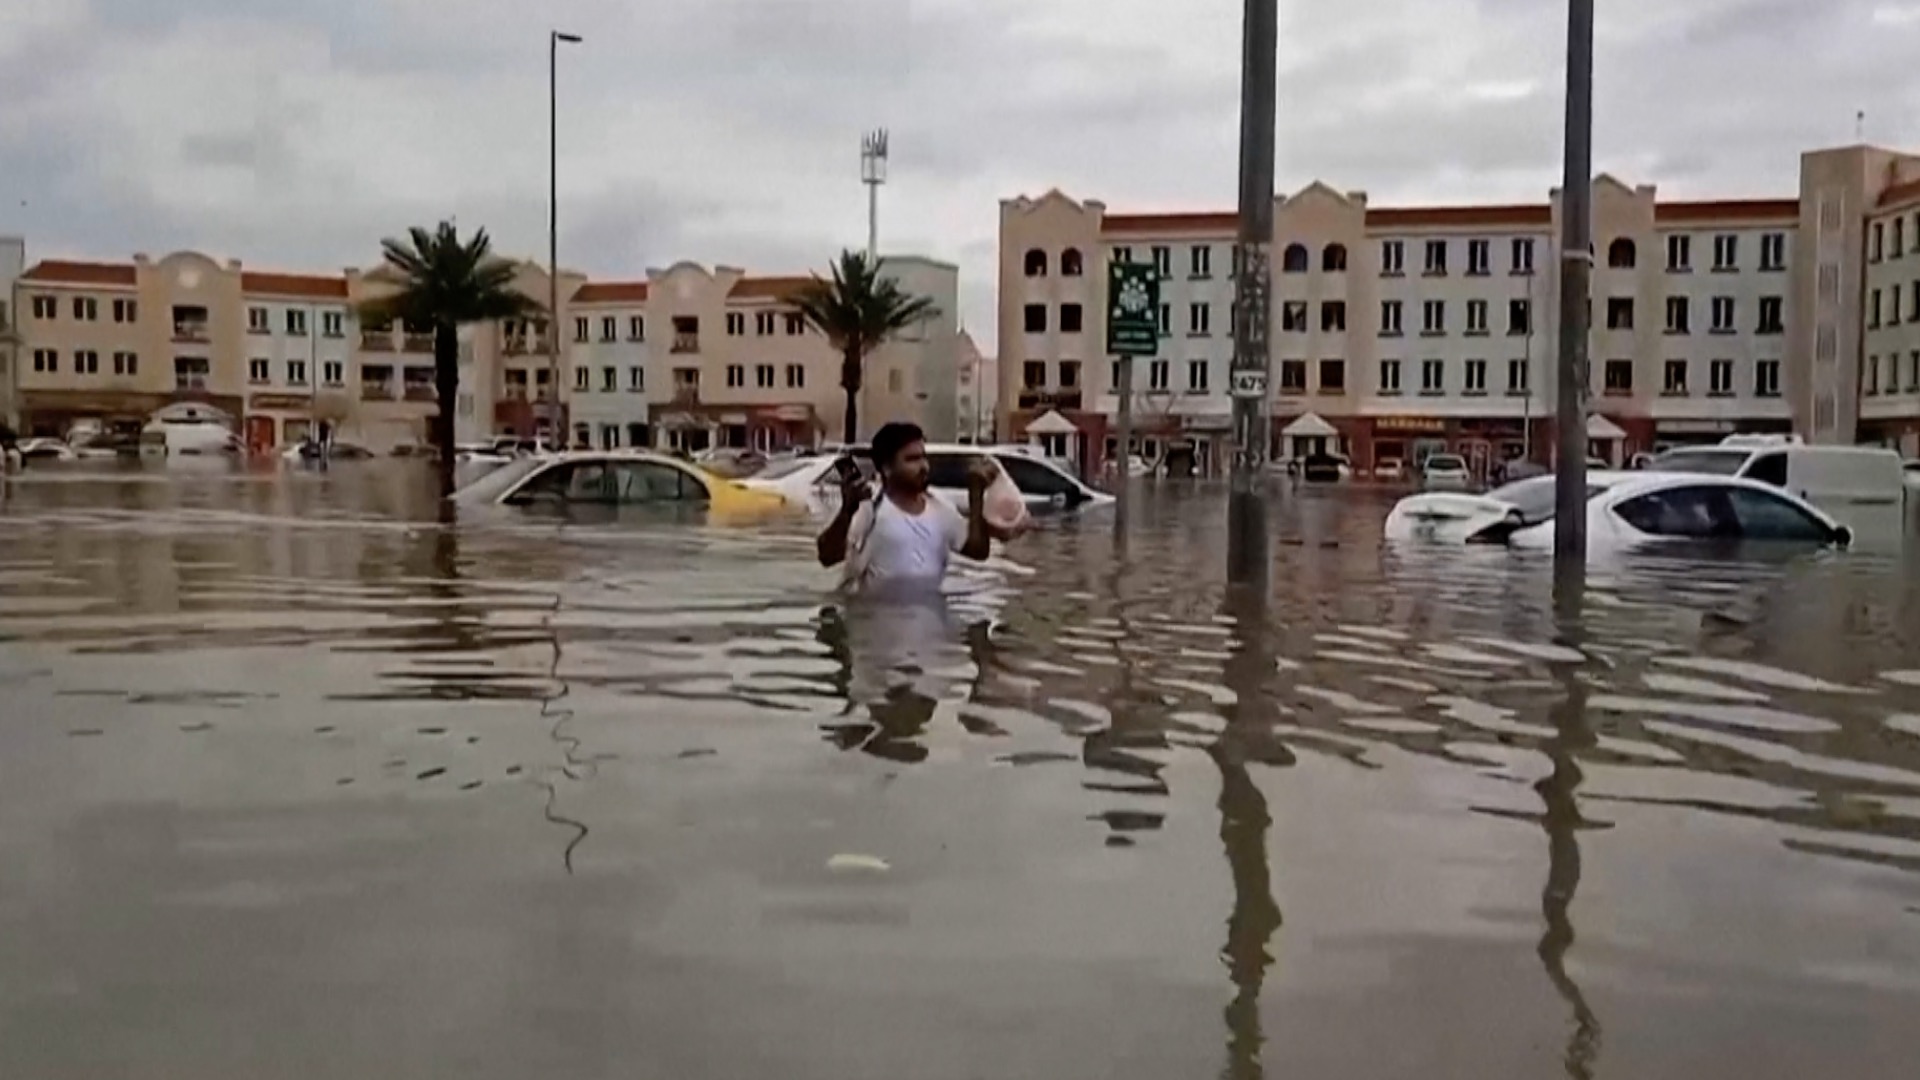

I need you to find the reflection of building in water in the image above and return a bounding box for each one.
[1000,142,1920,477]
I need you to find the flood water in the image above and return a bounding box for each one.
[3,462,1919,1079]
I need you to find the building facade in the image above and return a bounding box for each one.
[954,330,997,443]
[10,248,960,453]
[1001,143,1920,476]
[1,235,23,429]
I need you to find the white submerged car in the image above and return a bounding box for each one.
[738,443,1114,515]
[1386,472,1852,553]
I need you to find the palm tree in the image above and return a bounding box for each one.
[360,222,539,490]
[792,250,940,444]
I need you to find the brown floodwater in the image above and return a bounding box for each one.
[2,460,1919,1079]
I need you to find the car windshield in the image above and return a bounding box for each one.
[1486,475,1612,525]
[1646,448,1749,475]
[1427,455,1466,471]
[451,458,545,503]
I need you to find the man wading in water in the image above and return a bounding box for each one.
[815,422,1016,596]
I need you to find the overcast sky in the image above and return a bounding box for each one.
[4,0,1918,337]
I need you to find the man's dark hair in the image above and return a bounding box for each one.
[870,422,925,468]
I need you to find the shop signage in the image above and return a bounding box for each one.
[1374,416,1447,433]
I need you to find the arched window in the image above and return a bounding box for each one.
[1282,243,1310,273]
[1023,249,1048,277]
[1321,243,1348,272]
[1060,248,1084,277]
[1607,238,1636,269]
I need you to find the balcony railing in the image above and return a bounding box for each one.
[403,383,436,402]
[361,330,395,351]
[360,381,397,401]
[402,332,435,353]
[174,376,211,393]
[671,333,700,354]
[172,323,210,343]
[1017,390,1083,411]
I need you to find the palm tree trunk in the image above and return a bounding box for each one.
[841,347,861,444]
[432,322,459,494]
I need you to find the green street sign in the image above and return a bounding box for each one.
[1106,260,1160,357]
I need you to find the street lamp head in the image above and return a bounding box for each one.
[553,30,583,43]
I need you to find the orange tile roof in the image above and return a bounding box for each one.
[1878,179,1920,210]
[1654,198,1799,223]
[1366,204,1552,228]
[241,271,348,299]
[727,275,813,301]
[571,281,649,304]
[20,260,137,287]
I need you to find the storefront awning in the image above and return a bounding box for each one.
[1026,409,1079,435]
[1586,414,1627,440]
[1281,412,1338,438]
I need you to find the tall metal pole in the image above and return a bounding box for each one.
[860,130,888,441]
[1227,0,1278,587]
[1115,354,1134,491]
[1552,0,1594,595]
[1522,270,1534,461]
[548,30,581,449]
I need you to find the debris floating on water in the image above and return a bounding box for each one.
[827,853,890,874]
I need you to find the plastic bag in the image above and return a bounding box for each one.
[979,462,1030,534]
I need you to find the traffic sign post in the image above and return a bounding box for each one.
[1107,261,1159,505]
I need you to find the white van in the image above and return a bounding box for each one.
[1647,436,1906,508]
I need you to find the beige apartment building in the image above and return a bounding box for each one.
[10,247,960,453]
[1001,142,1920,476]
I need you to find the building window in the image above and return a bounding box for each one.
[1604,359,1634,395]
[1378,358,1402,394]
[1606,297,1633,330]
[248,358,270,383]
[673,367,700,393]
[1320,301,1345,333]
[1188,303,1211,336]
[599,366,616,392]
[725,364,746,388]
[1710,296,1735,333]
[1709,358,1734,396]
[755,363,775,388]
[1379,300,1403,336]
[1666,234,1692,272]
[1158,302,1172,337]
[1506,358,1529,394]
[631,315,647,341]
[1423,239,1448,275]
[286,310,307,337]
[1023,249,1047,277]
[1419,358,1444,394]
[1055,303,1082,334]
[74,350,99,375]
[629,366,645,392]
[113,351,137,376]
[1061,248,1084,277]
[1466,299,1489,335]
[1319,358,1346,394]
[113,298,137,323]
[1187,359,1209,392]
[323,361,344,386]
[1059,360,1081,389]
[1757,296,1784,335]
[1870,288,1883,328]
[1893,288,1904,326]
[1022,360,1046,389]
[1509,299,1532,336]
[1511,238,1535,275]
[32,349,56,373]
[175,357,211,390]
[597,316,615,342]
[1663,359,1689,396]
[744,311,768,336]
[31,295,56,320]
[1712,234,1738,271]
[784,364,804,389]
[1282,301,1308,332]
[1279,359,1308,393]
[1755,359,1781,398]
[1871,221,1885,262]
[1866,355,1880,396]
[70,296,96,321]
[1381,240,1405,276]
[1665,296,1691,334]
[1462,358,1487,395]
[1110,246,1133,265]
[1466,239,1490,276]
[1022,304,1047,334]
[726,312,747,336]
[1322,244,1348,272]
[1421,299,1445,335]
[287,360,308,385]
[248,307,270,333]
[1607,238,1637,269]
[1149,358,1171,391]
[1148,246,1170,276]
[574,365,590,391]
[1760,233,1786,272]
[1280,244,1309,273]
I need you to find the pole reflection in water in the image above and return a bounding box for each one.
[527,513,590,873]
[1538,617,1604,1078]
[1215,579,1286,1079]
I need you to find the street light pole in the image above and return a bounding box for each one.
[1552,0,1593,596]
[549,29,582,448]
[1227,0,1278,587]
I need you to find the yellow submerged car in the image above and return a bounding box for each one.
[449,450,793,518]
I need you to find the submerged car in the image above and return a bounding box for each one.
[1385,472,1851,552]
[738,443,1113,514]
[449,450,792,516]
[1420,453,1472,491]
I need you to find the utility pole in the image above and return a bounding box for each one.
[1552,0,1594,598]
[1227,0,1278,587]
[548,30,582,448]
